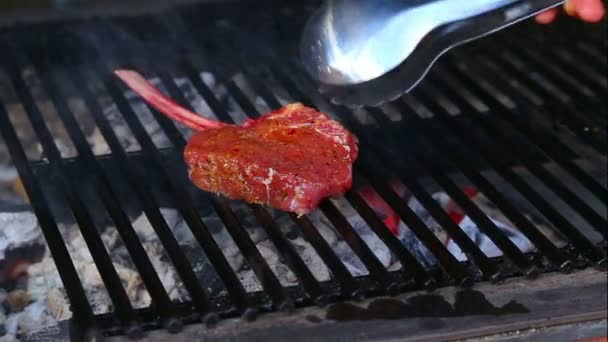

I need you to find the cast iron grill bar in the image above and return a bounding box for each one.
[344,191,435,288]
[479,38,607,139]
[359,153,500,279]
[275,61,496,278]
[427,65,608,239]
[59,76,220,317]
[2,41,151,336]
[103,23,295,312]
[249,205,329,305]
[396,75,600,260]
[502,37,604,108]
[231,67,403,292]
[2,46,186,332]
[155,70,326,306]
[471,42,606,136]
[43,58,220,328]
[169,20,409,295]
[0,6,605,335]
[171,13,442,285]
[81,22,261,317]
[432,60,608,219]
[471,45,607,153]
[343,119,500,278]
[232,62,439,286]
[270,61,471,283]
[178,60,363,301]
[289,214,367,299]
[500,39,607,132]
[536,39,608,95]
[443,55,608,204]
[274,63,499,279]
[267,61,471,284]
[65,62,255,320]
[319,200,400,292]
[210,199,295,311]
[356,104,530,278]
[78,45,217,323]
[385,99,571,271]
[178,57,364,300]
[5,40,148,334]
[99,63,270,315]
[349,100,513,277]
[0,94,95,341]
[227,69,415,290]
[503,36,601,105]
[163,65,337,304]
[526,29,608,92]
[574,42,607,67]
[166,33,382,298]
[416,74,605,264]
[545,22,607,64]
[362,105,533,277]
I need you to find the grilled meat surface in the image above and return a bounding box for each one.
[115,70,358,214]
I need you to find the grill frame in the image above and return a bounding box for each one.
[0,1,605,339]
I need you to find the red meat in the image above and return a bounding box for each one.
[115,70,358,215]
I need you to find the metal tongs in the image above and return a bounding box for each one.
[300,0,565,107]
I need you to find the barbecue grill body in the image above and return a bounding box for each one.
[0,0,605,340]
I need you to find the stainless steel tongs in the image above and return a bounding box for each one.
[300,0,565,107]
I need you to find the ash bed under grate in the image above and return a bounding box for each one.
[0,1,606,340]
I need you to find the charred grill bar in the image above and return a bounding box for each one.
[0,1,606,340]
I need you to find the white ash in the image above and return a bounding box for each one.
[0,207,190,340]
[0,212,43,259]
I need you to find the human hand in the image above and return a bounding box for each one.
[536,0,605,24]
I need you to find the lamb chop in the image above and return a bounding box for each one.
[114,70,358,215]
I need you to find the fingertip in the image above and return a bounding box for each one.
[573,0,605,22]
[564,1,577,16]
[536,9,558,24]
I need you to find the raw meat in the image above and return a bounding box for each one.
[114,70,358,215]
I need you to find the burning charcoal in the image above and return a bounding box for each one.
[0,335,17,342]
[332,198,394,268]
[26,257,62,301]
[407,194,451,244]
[288,236,331,282]
[45,289,69,321]
[237,269,262,293]
[397,224,439,269]
[99,101,140,152]
[6,291,28,312]
[446,216,534,261]
[16,300,56,336]
[87,127,110,156]
[256,240,297,286]
[309,212,338,246]
[189,251,224,295]
[144,242,187,302]
[0,212,43,260]
[131,208,180,243]
[2,314,19,338]
[171,219,197,246]
[2,104,42,162]
[222,245,245,271]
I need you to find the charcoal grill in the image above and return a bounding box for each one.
[0,1,606,340]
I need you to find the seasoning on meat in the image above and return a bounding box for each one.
[115,70,358,215]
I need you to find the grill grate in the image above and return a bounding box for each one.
[0,2,606,338]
